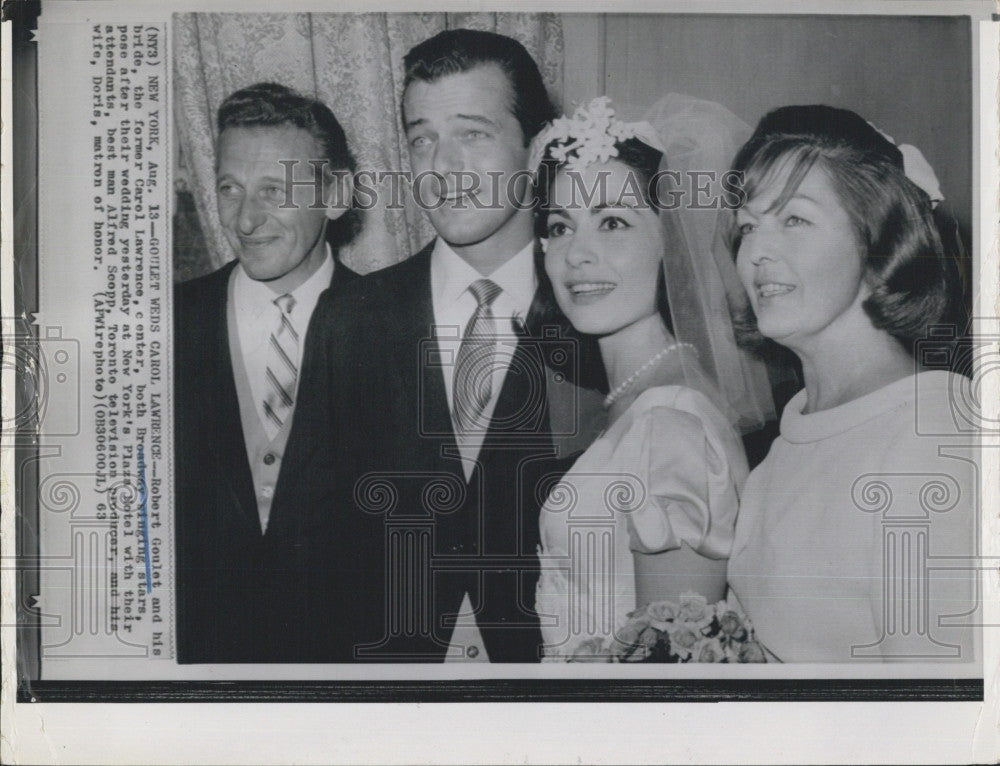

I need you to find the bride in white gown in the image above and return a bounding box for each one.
[530,95,775,660]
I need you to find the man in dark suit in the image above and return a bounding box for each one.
[174,83,360,662]
[277,30,605,662]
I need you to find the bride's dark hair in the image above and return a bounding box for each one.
[727,104,964,354]
[529,137,674,391]
[533,137,664,224]
[534,139,672,316]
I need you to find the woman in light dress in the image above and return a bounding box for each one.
[532,96,774,660]
[726,105,978,662]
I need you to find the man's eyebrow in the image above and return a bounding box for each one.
[215,173,288,185]
[454,113,498,128]
[405,114,498,131]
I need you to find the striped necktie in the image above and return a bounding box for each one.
[262,293,298,438]
[452,278,502,435]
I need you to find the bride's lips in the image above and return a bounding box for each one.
[565,281,616,305]
[755,281,796,299]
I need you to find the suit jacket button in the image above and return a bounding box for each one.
[263,453,276,465]
[467,645,479,658]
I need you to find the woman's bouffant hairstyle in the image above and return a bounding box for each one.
[727,104,962,354]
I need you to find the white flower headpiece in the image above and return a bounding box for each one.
[528,96,666,173]
[867,122,944,208]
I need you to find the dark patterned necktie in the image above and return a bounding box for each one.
[452,278,502,435]
[262,293,298,438]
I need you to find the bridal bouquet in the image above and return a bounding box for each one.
[568,593,766,663]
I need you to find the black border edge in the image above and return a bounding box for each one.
[9,0,42,690]
[10,9,986,713]
[17,678,984,703]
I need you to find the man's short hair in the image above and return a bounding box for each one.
[402,29,556,145]
[216,82,360,248]
[217,82,356,175]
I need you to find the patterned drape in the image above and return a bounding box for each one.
[172,12,564,278]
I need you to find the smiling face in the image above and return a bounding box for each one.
[543,160,663,336]
[403,65,533,272]
[734,160,869,352]
[216,124,343,293]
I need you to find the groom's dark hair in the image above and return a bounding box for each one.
[401,28,557,145]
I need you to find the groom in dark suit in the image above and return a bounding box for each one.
[277,30,605,662]
[174,83,360,662]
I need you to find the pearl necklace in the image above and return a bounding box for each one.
[603,342,696,408]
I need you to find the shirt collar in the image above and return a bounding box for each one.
[233,243,335,321]
[431,238,537,317]
[291,243,336,315]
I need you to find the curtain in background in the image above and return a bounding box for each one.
[172,12,564,279]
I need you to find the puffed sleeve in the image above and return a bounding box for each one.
[622,388,749,559]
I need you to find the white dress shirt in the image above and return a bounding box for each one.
[230,245,335,533]
[429,238,537,663]
[232,245,335,427]
[430,238,537,479]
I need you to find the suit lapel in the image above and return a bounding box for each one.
[376,247,552,466]
[391,245,462,474]
[265,255,358,537]
[331,257,360,289]
[483,292,552,443]
[198,263,259,533]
